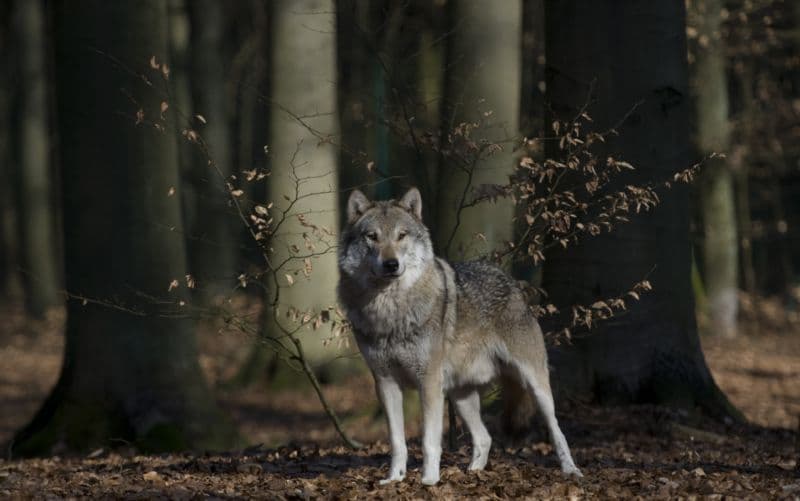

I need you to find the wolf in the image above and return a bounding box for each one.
[337,187,582,486]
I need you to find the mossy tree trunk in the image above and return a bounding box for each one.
[186,0,238,300]
[541,1,739,419]
[266,0,342,365]
[11,0,239,456]
[435,0,521,261]
[12,0,60,317]
[690,0,738,338]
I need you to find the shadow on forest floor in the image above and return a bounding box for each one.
[0,302,798,498]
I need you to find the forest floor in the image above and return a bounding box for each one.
[0,298,799,499]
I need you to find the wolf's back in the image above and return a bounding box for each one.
[451,260,533,329]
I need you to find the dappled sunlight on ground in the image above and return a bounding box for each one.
[0,301,798,497]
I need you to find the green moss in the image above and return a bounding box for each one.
[138,423,189,452]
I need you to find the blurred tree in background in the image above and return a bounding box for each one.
[265,0,340,365]
[0,0,15,301]
[186,0,238,300]
[11,0,59,318]
[435,0,521,261]
[690,0,739,338]
[12,0,238,455]
[0,0,798,455]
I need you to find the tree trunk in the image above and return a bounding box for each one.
[267,0,341,364]
[734,66,758,296]
[414,11,446,225]
[513,0,545,284]
[690,0,738,338]
[336,1,428,210]
[12,0,59,317]
[542,1,738,419]
[336,0,379,207]
[186,0,238,300]
[0,8,16,299]
[11,0,239,456]
[167,0,199,261]
[227,2,274,388]
[435,0,521,260]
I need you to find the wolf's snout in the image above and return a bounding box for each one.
[383,259,400,274]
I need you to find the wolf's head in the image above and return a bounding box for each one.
[338,188,434,289]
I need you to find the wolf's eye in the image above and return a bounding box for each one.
[397,231,407,241]
[365,232,378,241]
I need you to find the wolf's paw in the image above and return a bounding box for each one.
[420,473,440,486]
[468,456,489,471]
[468,440,491,471]
[562,466,583,478]
[378,470,405,485]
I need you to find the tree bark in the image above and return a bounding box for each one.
[734,65,758,295]
[227,1,274,387]
[12,0,60,317]
[435,1,521,260]
[0,8,16,299]
[167,0,199,261]
[11,0,239,456]
[184,0,238,301]
[690,0,739,338]
[542,1,738,419]
[267,0,341,364]
[336,0,379,208]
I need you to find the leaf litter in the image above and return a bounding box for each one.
[0,301,797,498]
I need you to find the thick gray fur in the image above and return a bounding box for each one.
[337,188,582,485]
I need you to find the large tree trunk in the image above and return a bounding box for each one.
[11,0,238,456]
[336,0,380,208]
[12,0,59,317]
[541,1,737,418]
[226,2,275,388]
[0,7,16,300]
[690,0,738,338]
[186,0,237,300]
[167,0,199,258]
[267,0,341,364]
[414,5,446,225]
[435,0,521,260]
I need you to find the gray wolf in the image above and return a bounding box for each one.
[337,187,582,485]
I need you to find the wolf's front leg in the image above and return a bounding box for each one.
[375,375,407,484]
[420,378,445,485]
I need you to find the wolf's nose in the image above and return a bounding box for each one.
[383,259,400,273]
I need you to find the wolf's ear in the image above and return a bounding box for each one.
[346,190,370,223]
[399,187,423,220]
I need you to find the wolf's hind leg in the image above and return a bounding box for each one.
[515,362,582,477]
[375,375,407,484]
[452,390,491,471]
